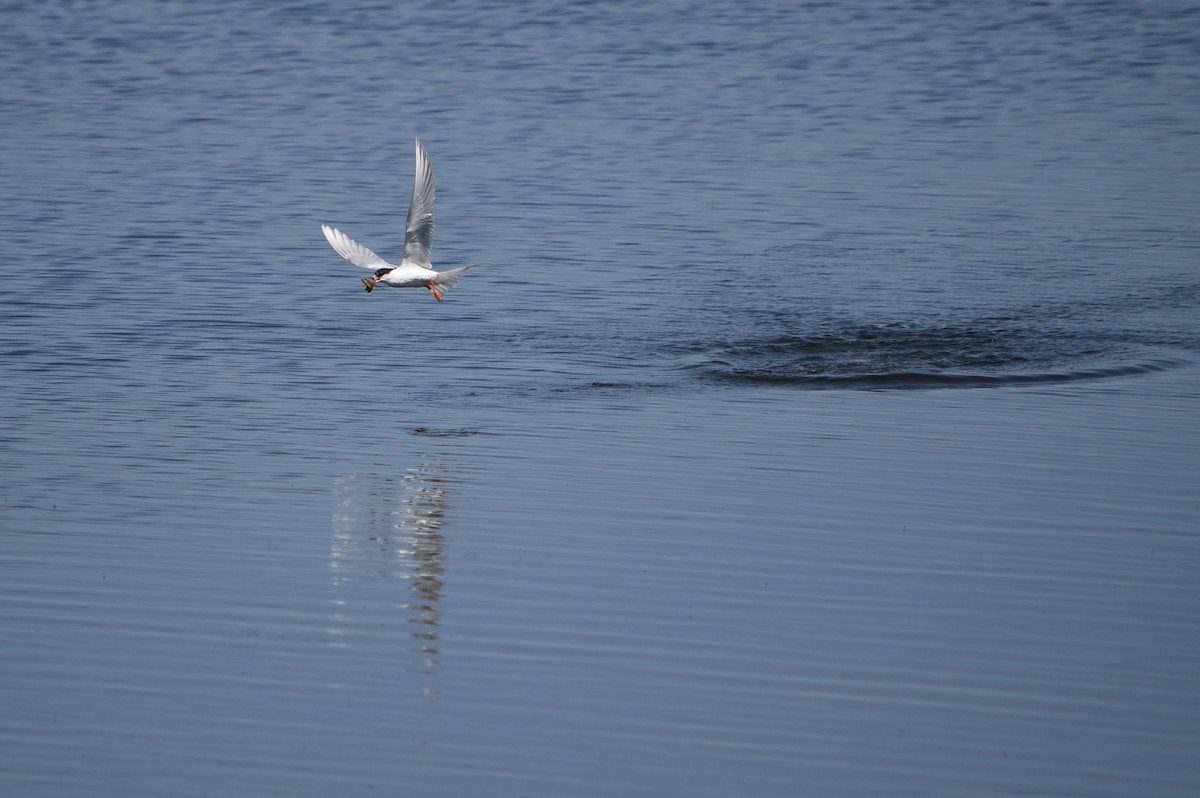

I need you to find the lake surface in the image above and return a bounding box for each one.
[2,1,1199,796]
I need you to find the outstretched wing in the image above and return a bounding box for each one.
[402,138,435,267]
[321,224,389,270]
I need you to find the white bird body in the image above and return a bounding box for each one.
[321,139,472,301]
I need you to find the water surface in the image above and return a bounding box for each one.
[2,1,1199,796]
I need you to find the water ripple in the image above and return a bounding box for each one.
[677,323,1193,389]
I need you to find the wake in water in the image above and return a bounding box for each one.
[673,320,1191,390]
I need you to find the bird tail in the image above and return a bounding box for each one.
[433,265,473,288]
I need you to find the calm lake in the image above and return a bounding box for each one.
[2,1,1198,796]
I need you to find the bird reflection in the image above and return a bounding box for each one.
[330,450,457,675]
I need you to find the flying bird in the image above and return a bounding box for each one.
[321,139,472,301]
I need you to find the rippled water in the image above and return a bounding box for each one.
[2,1,1199,796]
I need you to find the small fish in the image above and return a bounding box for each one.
[362,277,375,292]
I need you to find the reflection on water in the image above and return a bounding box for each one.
[329,448,458,675]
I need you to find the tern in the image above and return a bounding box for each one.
[321,139,472,301]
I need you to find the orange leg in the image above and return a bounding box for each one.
[428,282,443,302]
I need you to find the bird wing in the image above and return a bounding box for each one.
[321,224,389,270]
[402,138,435,267]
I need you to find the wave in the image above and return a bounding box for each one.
[675,323,1193,390]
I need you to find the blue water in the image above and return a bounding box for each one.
[2,1,1199,796]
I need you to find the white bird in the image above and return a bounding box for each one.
[321,139,472,301]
